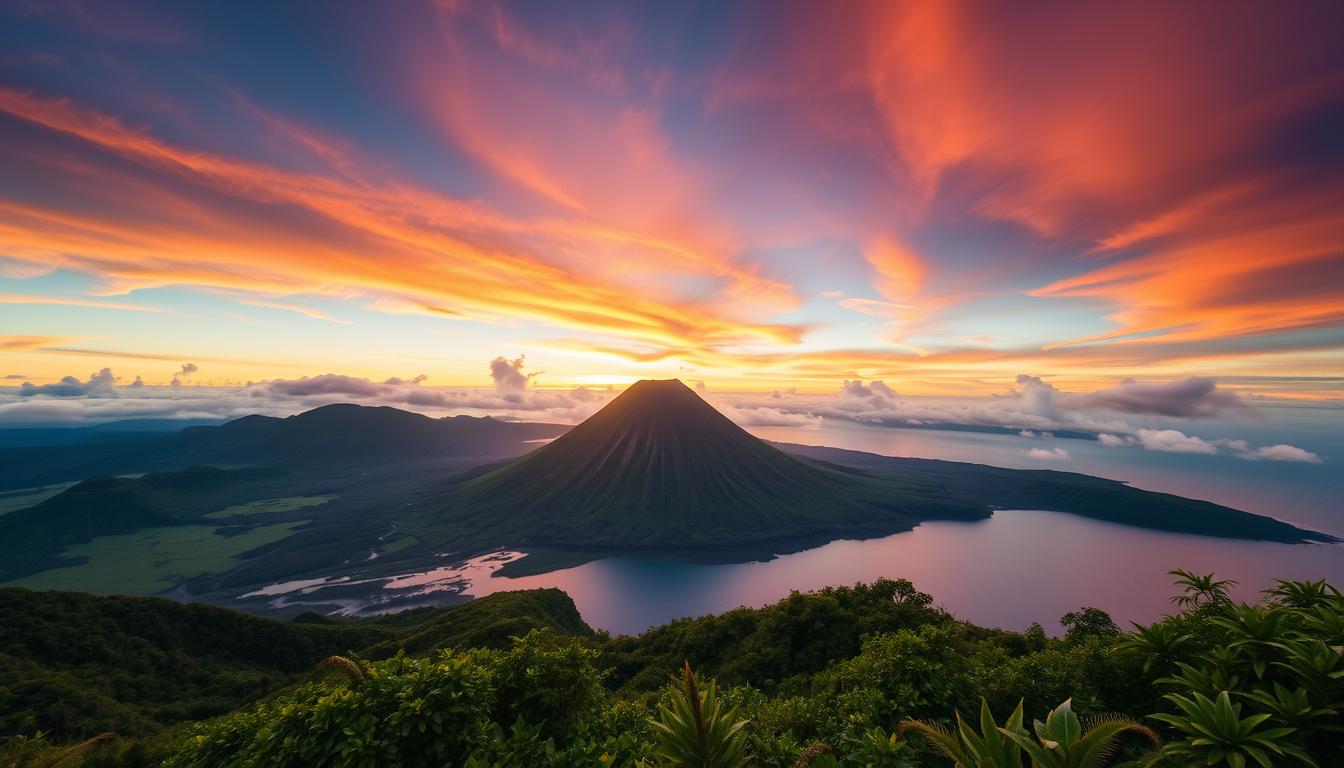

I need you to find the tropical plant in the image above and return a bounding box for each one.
[1272,638,1344,699]
[897,697,1025,768]
[1241,682,1341,734]
[843,728,913,768]
[1209,605,1287,679]
[1150,690,1315,767]
[650,662,751,768]
[997,699,1158,768]
[1264,579,1343,610]
[1168,570,1236,611]
[1157,661,1242,700]
[1117,621,1193,674]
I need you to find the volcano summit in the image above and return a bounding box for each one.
[426,379,978,549]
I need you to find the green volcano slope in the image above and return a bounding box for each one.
[414,380,987,551]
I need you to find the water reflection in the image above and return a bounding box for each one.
[472,510,1343,635]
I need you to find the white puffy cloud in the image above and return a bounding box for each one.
[489,355,536,400]
[1025,447,1071,461]
[1095,429,1323,463]
[837,379,897,407]
[1134,428,1218,454]
[1237,443,1323,463]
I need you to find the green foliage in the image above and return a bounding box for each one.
[362,588,592,658]
[166,630,609,768]
[814,624,975,724]
[997,699,1158,768]
[1152,690,1313,767]
[898,698,1025,768]
[601,579,943,696]
[649,662,751,768]
[1142,578,1344,767]
[6,574,1343,768]
[1058,609,1119,644]
[1116,621,1192,675]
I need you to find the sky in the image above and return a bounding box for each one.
[2,0,1343,409]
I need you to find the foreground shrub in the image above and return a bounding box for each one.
[166,630,606,768]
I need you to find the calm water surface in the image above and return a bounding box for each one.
[467,403,1344,635]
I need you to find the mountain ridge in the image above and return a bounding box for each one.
[0,404,569,490]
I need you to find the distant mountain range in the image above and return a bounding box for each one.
[0,404,567,490]
[0,418,226,449]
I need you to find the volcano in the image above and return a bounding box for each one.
[405,378,1332,571]
[422,379,982,551]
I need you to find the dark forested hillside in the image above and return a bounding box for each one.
[0,587,585,739]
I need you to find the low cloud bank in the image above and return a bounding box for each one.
[1096,429,1323,463]
[19,368,119,397]
[246,356,607,421]
[0,356,612,426]
[713,375,1324,464]
[0,367,1327,464]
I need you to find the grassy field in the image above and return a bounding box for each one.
[204,495,338,519]
[378,534,420,556]
[11,520,311,594]
[0,483,77,516]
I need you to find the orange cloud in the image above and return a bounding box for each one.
[862,237,926,302]
[0,294,162,312]
[0,87,802,362]
[1035,180,1344,349]
[0,336,82,351]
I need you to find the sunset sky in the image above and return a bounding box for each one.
[2,1,1342,401]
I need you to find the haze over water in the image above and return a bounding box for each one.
[464,404,1344,636]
